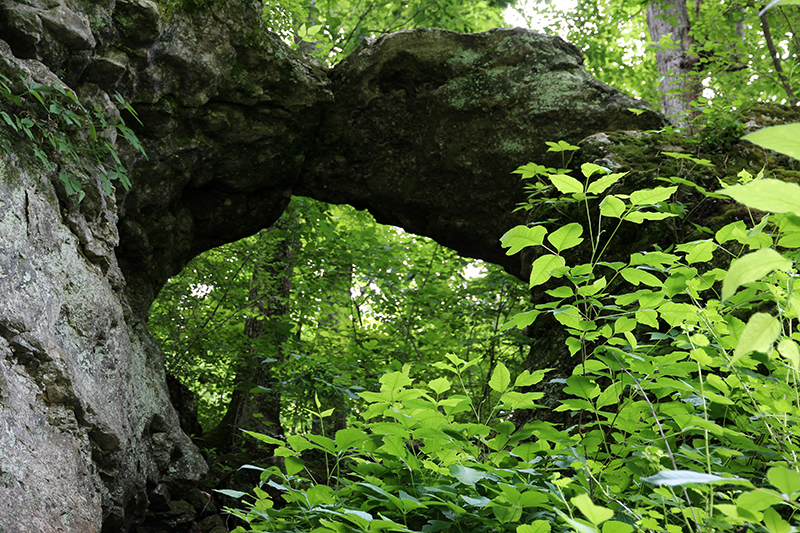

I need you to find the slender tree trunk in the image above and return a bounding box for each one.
[647,0,701,126]
[760,11,798,106]
[205,216,298,453]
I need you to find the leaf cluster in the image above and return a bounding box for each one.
[0,74,146,201]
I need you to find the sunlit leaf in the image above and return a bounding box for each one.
[720,178,800,214]
[529,254,566,287]
[643,470,749,486]
[489,362,511,393]
[763,506,791,533]
[547,223,584,252]
[599,195,626,218]
[450,465,487,487]
[587,172,626,194]
[428,377,451,395]
[630,186,677,205]
[501,225,548,255]
[501,309,542,330]
[572,493,613,526]
[743,124,800,161]
[722,248,792,300]
[731,312,781,364]
[767,465,800,496]
[549,174,584,194]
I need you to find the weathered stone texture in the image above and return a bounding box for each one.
[0,0,664,530]
[299,27,662,271]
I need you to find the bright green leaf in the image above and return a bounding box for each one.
[550,174,584,194]
[620,268,661,287]
[777,338,800,370]
[743,124,800,161]
[529,254,567,287]
[600,195,626,218]
[518,521,551,533]
[767,465,800,496]
[731,312,781,365]
[501,225,548,255]
[572,493,613,526]
[720,178,800,214]
[547,223,584,252]
[722,248,792,300]
[630,186,677,206]
[428,377,451,395]
[763,506,791,533]
[490,362,512,393]
[587,172,626,194]
[450,465,487,487]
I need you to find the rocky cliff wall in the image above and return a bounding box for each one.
[0,0,662,530]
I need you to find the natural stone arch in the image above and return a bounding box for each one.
[0,0,664,529]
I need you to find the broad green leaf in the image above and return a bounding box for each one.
[596,382,623,409]
[490,362,512,393]
[577,276,606,296]
[731,312,780,365]
[622,211,676,224]
[285,456,305,476]
[450,465,486,487]
[529,254,567,287]
[501,225,548,255]
[213,489,247,498]
[547,285,574,298]
[720,178,800,214]
[380,370,413,393]
[767,465,800,496]
[501,309,542,330]
[554,305,583,329]
[286,434,314,453]
[743,124,800,161]
[722,248,792,300]
[642,470,748,486]
[763,506,791,533]
[546,140,580,152]
[630,186,677,205]
[581,162,608,178]
[620,268,661,287]
[241,430,283,446]
[602,522,633,533]
[599,195,625,218]
[514,369,547,387]
[676,239,717,264]
[335,428,368,451]
[587,172,626,194]
[462,495,491,507]
[715,220,748,244]
[501,391,543,409]
[737,489,785,511]
[428,377,451,395]
[549,174,584,194]
[777,338,800,370]
[518,521,551,533]
[572,493,613,526]
[547,223,584,252]
[564,375,600,399]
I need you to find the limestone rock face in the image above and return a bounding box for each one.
[0,0,664,530]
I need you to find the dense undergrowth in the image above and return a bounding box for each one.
[223,128,800,533]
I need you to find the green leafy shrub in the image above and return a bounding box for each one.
[225,128,800,532]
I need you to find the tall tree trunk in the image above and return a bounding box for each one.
[647,0,701,126]
[205,216,298,453]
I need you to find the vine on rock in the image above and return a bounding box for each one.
[0,74,146,202]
